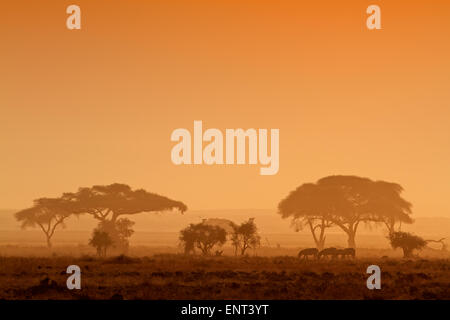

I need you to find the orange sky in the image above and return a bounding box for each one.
[1,0,449,217]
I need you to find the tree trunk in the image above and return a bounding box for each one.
[385,220,396,236]
[307,219,327,251]
[46,235,52,249]
[403,247,412,258]
[317,238,325,251]
[347,231,356,249]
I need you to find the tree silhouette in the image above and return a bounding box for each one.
[89,230,113,257]
[64,183,187,222]
[317,176,412,248]
[179,223,227,255]
[64,183,187,250]
[230,218,261,256]
[15,198,73,248]
[365,180,413,234]
[389,231,427,258]
[278,183,338,250]
[279,175,413,249]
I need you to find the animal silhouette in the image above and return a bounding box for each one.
[298,248,319,260]
[337,248,355,259]
[318,247,339,260]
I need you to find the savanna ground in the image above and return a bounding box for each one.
[0,247,449,300]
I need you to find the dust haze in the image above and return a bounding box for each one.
[0,178,449,300]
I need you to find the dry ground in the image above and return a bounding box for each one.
[0,254,449,300]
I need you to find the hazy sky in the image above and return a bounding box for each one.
[1,1,449,217]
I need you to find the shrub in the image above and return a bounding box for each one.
[388,231,427,258]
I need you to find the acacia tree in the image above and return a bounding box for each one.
[279,176,413,249]
[64,183,187,250]
[64,183,187,222]
[278,183,338,250]
[179,223,227,255]
[366,181,413,235]
[317,176,413,248]
[314,176,375,249]
[15,198,73,248]
[230,218,261,256]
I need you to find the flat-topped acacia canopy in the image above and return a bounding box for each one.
[278,175,413,249]
[63,183,188,222]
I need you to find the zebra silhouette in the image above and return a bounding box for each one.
[318,247,339,260]
[298,248,319,260]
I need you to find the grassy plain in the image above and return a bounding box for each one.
[0,251,449,300]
